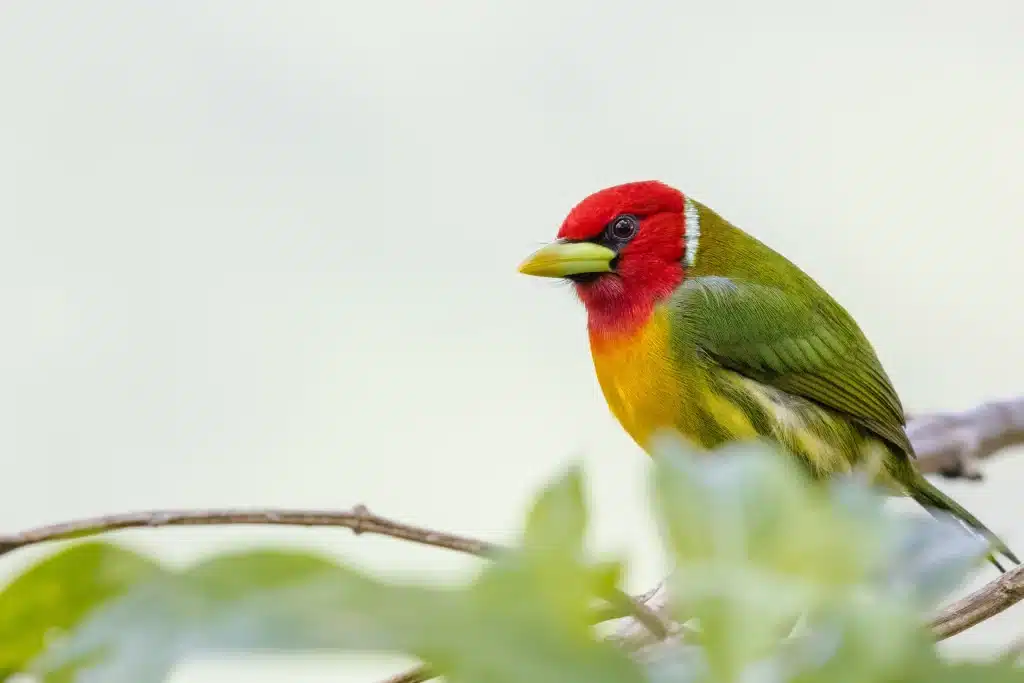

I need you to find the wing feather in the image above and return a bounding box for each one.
[670,276,912,456]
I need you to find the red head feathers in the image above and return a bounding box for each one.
[532,181,691,336]
[557,180,685,241]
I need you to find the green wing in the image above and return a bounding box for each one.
[669,276,912,457]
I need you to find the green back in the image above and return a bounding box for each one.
[669,202,913,459]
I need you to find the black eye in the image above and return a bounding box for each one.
[607,214,639,242]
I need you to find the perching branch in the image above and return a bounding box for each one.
[1,396,1023,682]
[0,505,496,559]
[910,396,1024,480]
[932,563,1024,640]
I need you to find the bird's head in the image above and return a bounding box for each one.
[519,180,696,335]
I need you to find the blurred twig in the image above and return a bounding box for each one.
[608,566,1024,653]
[910,396,1024,480]
[932,563,1024,640]
[2,396,1023,682]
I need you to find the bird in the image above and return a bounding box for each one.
[518,180,1016,571]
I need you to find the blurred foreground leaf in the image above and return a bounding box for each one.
[2,467,642,683]
[0,440,1019,682]
[647,434,995,683]
[0,542,165,679]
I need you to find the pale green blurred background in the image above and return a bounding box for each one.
[1,1,1022,680]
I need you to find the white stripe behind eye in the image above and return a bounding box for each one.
[683,196,700,267]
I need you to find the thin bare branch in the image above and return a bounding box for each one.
[603,583,675,653]
[910,397,1024,479]
[595,588,671,640]
[0,506,497,559]
[931,563,1024,640]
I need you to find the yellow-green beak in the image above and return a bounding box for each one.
[518,241,616,278]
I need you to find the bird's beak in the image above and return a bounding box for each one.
[517,241,616,278]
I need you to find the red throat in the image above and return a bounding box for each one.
[575,223,685,342]
[557,182,689,344]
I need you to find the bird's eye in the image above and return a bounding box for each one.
[608,214,639,242]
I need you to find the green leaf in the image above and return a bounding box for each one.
[30,543,644,683]
[651,437,879,586]
[516,463,618,629]
[30,549,446,683]
[458,464,637,683]
[647,437,955,682]
[826,475,986,609]
[522,462,588,560]
[19,466,643,683]
[787,597,936,683]
[877,513,988,609]
[0,542,165,678]
[448,566,643,683]
[641,641,707,683]
[649,440,816,680]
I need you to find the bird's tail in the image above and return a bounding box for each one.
[909,473,1019,573]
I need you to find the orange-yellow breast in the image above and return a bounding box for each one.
[589,304,766,453]
[589,305,691,451]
